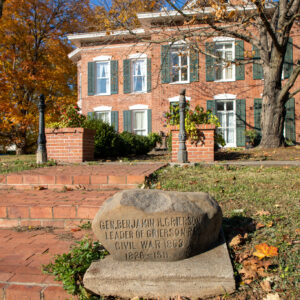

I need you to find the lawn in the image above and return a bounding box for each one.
[0,154,56,174]
[147,165,300,299]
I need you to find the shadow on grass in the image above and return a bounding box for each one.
[215,150,252,161]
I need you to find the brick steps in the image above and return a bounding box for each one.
[0,163,166,191]
[0,190,117,229]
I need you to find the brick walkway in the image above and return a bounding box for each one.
[0,163,166,190]
[0,190,116,229]
[0,228,92,299]
[0,162,167,299]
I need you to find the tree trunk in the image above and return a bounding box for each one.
[259,71,286,148]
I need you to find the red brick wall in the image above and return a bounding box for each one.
[76,27,300,144]
[45,128,95,163]
[171,125,215,162]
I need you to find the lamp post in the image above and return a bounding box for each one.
[177,89,188,163]
[36,94,47,164]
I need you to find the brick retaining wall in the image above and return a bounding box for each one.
[171,124,215,162]
[45,128,95,163]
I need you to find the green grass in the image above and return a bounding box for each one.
[0,154,56,174]
[150,165,300,299]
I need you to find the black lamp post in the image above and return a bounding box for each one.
[36,94,47,164]
[177,89,188,163]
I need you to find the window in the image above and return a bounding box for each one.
[170,46,189,83]
[132,59,147,92]
[96,61,110,95]
[88,59,118,96]
[215,42,235,81]
[95,111,111,124]
[216,100,236,147]
[133,110,147,136]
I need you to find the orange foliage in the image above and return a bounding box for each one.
[253,243,279,260]
[0,0,92,153]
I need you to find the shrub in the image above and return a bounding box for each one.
[83,119,122,158]
[43,238,107,300]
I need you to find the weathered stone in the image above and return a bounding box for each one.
[92,189,222,261]
[83,233,235,299]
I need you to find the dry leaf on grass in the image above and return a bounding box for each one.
[71,228,81,232]
[239,257,272,284]
[229,234,244,247]
[256,222,265,230]
[255,210,271,216]
[263,293,281,300]
[253,243,278,260]
[260,279,272,292]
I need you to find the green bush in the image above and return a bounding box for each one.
[43,238,107,300]
[84,119,122,158]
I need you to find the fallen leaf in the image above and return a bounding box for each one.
[156,182,161,189]
[253,243,278,260]
[229,234,243,247]
[255,210,271,216]
[267,221,274,228]
[256,222,265,230]
[34,186,47,190]
[71,228,81,232]
[260,279,272,292]
[263,293,281,300]
[295,228,300,235]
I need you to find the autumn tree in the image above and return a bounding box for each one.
[90,0,165,31]
[0,0,92,153]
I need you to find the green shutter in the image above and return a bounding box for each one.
[110,60,118,94]
[111,111,119,132]
[235,40,245,80]
[205,42,215,82]
[161,45,170,83]
[253,45,263,80]
[87,112,94,120]
[123,59,131,94]
[190,47,199,82]
[147,58,151,92]
[283,38,293,79]
[284,98,295,143]
[206,100,216,115]
[147,109,152,134]
[236,99,246,147]
[254,98,262,139]
[123,110,132,133]
[88,62,95,95]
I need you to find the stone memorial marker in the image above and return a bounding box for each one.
[84,190,235,298]
[92,189,222,261]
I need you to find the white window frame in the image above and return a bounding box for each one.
[129,104,148,136]
[169,44,190,84]
[95,60,111,96]
[130,58,147,93]
[213,38,235,82]
[93,106,112,125]
[215,99,236,148]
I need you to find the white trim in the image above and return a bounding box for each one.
[214,94,236,100]
[93,106,112,112]
[93,55,111,61]
[129,53,147,59]
[68,48,81,59]
[129,104,148,110]
[170,40,187,45]
[213,36,235,42]
[67,29,145,41]
[168,96,191,102]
